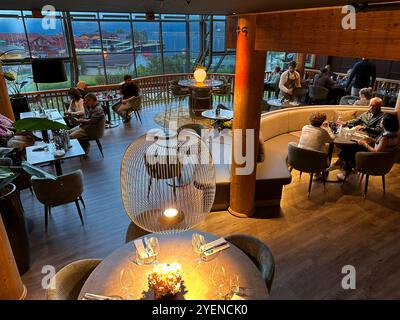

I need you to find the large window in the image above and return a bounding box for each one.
[1,11,234,92]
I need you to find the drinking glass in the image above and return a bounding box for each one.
[147,237,160,264]
[119,267,135,300]
[192,233,206,254]
[212,265,228,299]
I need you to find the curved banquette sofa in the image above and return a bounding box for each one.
[211,105,397,211]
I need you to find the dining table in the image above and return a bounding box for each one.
[78,231,269,300]
[97,94,121,129]
[26,139,85,176]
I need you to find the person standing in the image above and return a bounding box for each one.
[278,61,302,100]
[346,58,376,96]
[112,75,139,123]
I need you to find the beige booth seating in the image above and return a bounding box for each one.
[212,105,395,211]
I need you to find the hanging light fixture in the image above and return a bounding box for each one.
[193,66,207,83]
[121,129,216,234]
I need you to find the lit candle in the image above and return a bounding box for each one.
[160,208,184,225]
[163,208,178,218]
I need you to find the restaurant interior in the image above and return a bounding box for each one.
[1,0,400,301]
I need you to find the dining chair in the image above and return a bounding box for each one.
[225,234,275,294]
[82,117,106,158]
[31,170,86,232]
[190,88,212,119]
[339,95,359,105]
[125,94,143,124]
[165,81,190,127]
[47,259,102,300]
[355,151,395,198]
[287,142,328,197]
[211,81,232,104]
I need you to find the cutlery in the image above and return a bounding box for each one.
[83,293,122,300]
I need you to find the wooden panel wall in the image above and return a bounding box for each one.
[255,6,400,61]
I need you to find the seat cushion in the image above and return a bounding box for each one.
[257,133,299,183]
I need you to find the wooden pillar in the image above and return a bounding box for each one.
[0,215,26,300]
[228,15,266,218]
[295,53,306,78]
[0,63,15,120]
[396,90,400,126]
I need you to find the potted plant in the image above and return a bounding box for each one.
[3,69,30,120]
[0,148,57,275]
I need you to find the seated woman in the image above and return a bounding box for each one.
[298,112,335,153]
[64,88,85,127]
[353,87,372,106]
[336,113,399,180]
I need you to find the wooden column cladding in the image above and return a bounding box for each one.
[0,215,26,300]
[0,64,15,120]
[295,53,307,77]
[228,15,266,218]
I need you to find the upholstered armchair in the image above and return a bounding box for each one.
[47,259,102,300]
[31,170,85,232]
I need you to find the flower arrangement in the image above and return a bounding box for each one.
[147,262,182,299]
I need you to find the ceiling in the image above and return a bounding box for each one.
[0,0,396,15]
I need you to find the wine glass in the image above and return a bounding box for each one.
[147,237,160,264]
[119,267,135,300]
[212,265,228,299]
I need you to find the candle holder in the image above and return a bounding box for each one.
[147,262,182,299]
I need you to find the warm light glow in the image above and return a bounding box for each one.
[163,208,179,218]
[194,67,207,83]
[148,262,183,299]
[102,49,108,59]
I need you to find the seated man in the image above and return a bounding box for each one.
[112,74,139,123]
[313,68,335,89]
[69,93,104,154]
[344,97,384,138]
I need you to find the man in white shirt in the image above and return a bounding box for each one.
[278,61,302,100]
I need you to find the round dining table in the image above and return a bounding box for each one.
[78,231,269,300]
[97,94,121,128]
[178,79,224,90]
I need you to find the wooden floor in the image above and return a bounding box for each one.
[20,105,400,300]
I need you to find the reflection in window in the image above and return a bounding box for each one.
[132,22,160,53]
[100,21,132,53]
[72,21,101,54]
[213,21,225,52]
[24,18,67,58]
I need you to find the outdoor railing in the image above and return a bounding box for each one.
[21,73,235,122]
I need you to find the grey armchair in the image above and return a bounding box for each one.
[31,169,85,232]
[355,151,395,198]
[226,234,275,293]
[83,117,105,158]
[47,259,102,300]
[287,142,328,196]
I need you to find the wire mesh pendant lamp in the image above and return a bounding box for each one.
[121,128,216,234]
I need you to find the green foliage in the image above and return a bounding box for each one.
[13,118,69,131]
[21,161,57,180]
